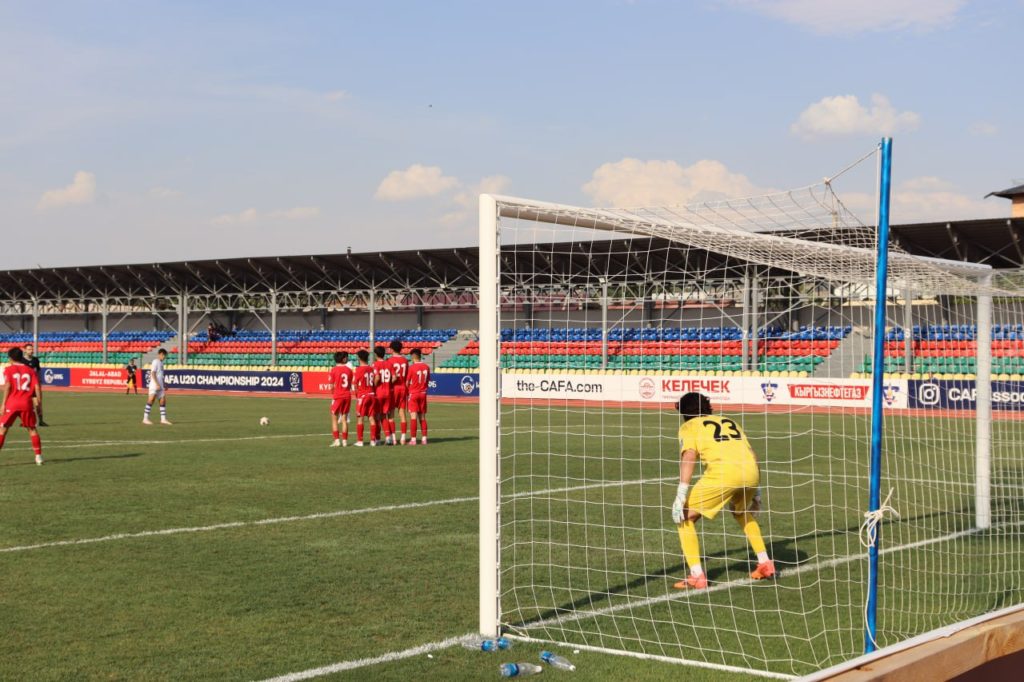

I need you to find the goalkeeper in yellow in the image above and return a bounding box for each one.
[671,392,775,590]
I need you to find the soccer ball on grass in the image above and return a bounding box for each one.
[259,417,270,426]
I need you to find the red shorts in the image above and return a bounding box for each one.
[2,407,36,429]
[330,396,351,416]
[375,390,392,414]
[356,393,377,418]
[391,385,408,410]
[408,393,428,414]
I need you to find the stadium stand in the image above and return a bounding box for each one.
[439,325,851,375]
[0,331,175,366]
[170,328,457,369]
[859,324,1024,377]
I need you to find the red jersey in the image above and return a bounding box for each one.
[3,363,39,411]
[353,365,376,397]
[373,359,392,393]
[407,361,431,395]
[328,364,353,399]
[387,355,409,387]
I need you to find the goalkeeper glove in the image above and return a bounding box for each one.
[671,483,689,525]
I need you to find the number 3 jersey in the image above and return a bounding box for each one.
[3,363,39,411]
[677,414,758,477]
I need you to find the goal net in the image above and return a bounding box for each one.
[477,151,1024,677]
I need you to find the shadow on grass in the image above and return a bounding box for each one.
[513,505,976,628]
[1,452,144,466]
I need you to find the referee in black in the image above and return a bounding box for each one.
[23,343,49,426]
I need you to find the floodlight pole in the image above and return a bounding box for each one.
[866,137,893,654]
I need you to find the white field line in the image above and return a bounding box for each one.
[507,634,796,680]
[0,496,476,554]
[516,520,1024,632]
[255,634,471,682]
[0,477,666,554]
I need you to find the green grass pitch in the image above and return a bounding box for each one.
[1,392,1020,680]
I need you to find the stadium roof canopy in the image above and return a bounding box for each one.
[0,216,1021,308]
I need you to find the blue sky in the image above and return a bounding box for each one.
[1,0,1021,269]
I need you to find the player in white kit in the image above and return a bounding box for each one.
[143,348,172,425]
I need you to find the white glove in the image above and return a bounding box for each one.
[671,483,689,525]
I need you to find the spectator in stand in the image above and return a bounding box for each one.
[22,343,48,426]
[207,322,221,342]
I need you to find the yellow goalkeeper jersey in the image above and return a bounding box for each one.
[678,415,759,476]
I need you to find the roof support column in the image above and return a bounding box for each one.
[368,288,376,351]
[179,293,189,366]
[600,279,609,370]
[270,290,278,368]
[903,290,914,373]
[101,298,110,365]
[31,299,39,350]
[751,269,760,374]
[741,269,751,371]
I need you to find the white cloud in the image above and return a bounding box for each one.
[212,206,320,226]
[374,164,459,201]
[37,171,97,209]
[791,94,920,139]
[969,121,998,136]
[443,175,511,224]
[843,176,1004,223]
[148,186,183,199]
[325,90,347,102]
[582,158,767,207]
[733,0,965,34]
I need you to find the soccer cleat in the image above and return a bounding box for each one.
[750,560,776,580]
[342,440,348,447]
[35,454,44,466]
[400,436,406,445]
[672,573,708,590]
[370,440,377,447]
[407,438,417,446]
[421,437,427,445]
[354,441,364,447]
[142,418,153,425]
[160,419,173,426]
[330,439,341,447]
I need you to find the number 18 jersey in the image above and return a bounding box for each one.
[678,414,758,475]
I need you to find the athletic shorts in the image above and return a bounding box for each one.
[408,393,428,414]
[374,390,392,414]
[2,407,36,429]
[686,466,760,520]
[330,397,351,416]
[390,385,407,409]
[149,387,166,400]
[356,393,377,418]
[126,375,137,385]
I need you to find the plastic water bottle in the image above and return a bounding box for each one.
[463,636,511,652]
[499,662,543,677]
[540,651,576,671]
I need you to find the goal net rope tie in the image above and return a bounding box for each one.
[859,488,900,551]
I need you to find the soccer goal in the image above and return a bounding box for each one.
[477,140,1024,678]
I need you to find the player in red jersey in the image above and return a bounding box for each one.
[328,351,353,447]
[387,340,410,444]
[0,347,44,465]
[372,345,394,445]
[352,349,378,447]
[406,348,431,446]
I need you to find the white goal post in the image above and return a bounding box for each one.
[477,172,1020,676]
